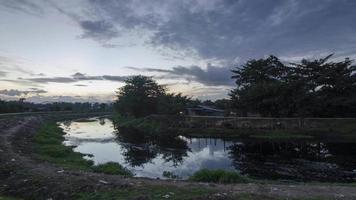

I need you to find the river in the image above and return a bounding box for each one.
[60,117,356,181]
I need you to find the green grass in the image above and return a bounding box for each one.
[250,131,314,139]
[0,196,22,200]
[33,122,132,176]
[92,162,133,176]
[189,169,250,184]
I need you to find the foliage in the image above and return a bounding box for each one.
[157,93,191,115]
[33,123,94,170]
[230,55,356,117]
[115,75,191,117]
[162,171,180,179]
[189,169,249,183]
[115,76,165,117]
[92,162,133,176]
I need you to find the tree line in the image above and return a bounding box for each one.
[1,54,354,117]
[115,54,355,118]
[0,100,113,113]
[230,54,356,117]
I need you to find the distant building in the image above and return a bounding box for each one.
[186,105,224,116]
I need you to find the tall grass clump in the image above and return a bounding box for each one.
[189,169,249,184]
[92,162,133,176]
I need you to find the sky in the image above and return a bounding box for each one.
[0,0,356,103]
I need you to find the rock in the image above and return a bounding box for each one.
[99,180,109,185]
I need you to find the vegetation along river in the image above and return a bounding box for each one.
[60,117,356,182]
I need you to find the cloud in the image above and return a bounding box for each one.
[52,0,356,62]
[24,95,114,103]
[0,0,44,16]
[0,88,47,96]
[129,64,234,86]
[0,71,7,77]
[25,77,76,83]
[74,84,88,87]
[22,73,128,84]
[0,55,44,76]
[78,20,119,42]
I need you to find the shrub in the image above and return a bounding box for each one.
[189,169,249,184]
[92,162,133,176]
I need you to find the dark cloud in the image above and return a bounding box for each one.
[74,84,88,87]
[78,0,356,61]
[130,64,233,86]
[102,75,127,82]
[78,20,119,42]
[25,77,76,83]
[0,88,47,96]
[22,73,128,84]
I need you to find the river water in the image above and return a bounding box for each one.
[60,117,356,181]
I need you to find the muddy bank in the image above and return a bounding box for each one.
[0,115,356,199]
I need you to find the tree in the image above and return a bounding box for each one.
[157,93,191,115]
[230,55,293,117]
[115,75,165,117]
[230,54,356,117]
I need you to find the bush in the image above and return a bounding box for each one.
[189,169,249,184]
[92,162,133,176]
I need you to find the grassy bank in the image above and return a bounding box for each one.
[33,122,132,176]
[189,169,250,184]
[0,196,22,200]
[112,115,320,139]
[112,115,174,136]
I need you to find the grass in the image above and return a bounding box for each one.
[250,131,314,139]
[92,162,133,176]
[75,186,216,200]
[189,169,250,184]
[33,122,132,176]
[0,197,22,200]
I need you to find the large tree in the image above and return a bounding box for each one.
[115,75,165,117]
[115,75,191,117]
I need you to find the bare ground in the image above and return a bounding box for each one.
[0,116,355,200]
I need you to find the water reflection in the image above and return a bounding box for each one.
[60,118,356,181]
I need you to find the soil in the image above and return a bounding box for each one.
[0,115,356,200]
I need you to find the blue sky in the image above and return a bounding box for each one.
[0,0,356,102]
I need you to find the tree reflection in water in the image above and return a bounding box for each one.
[115,127,190,167]
[228,140,356,182]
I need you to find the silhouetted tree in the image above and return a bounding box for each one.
[157,93,191,115]
[115,75,165,117]
[230,55,356,117]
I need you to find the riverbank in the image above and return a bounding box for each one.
[1,115,356,199]
[113,114,356,140]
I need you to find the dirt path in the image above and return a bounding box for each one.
[0,116,355,200]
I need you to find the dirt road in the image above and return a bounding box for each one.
[0,116,355,199]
